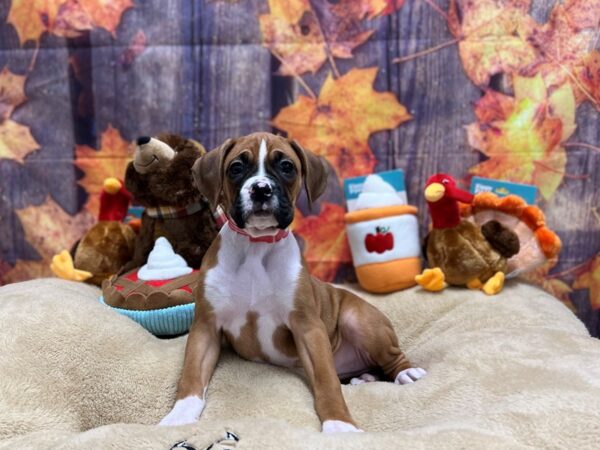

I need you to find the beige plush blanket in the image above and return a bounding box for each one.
[1,279,599,449]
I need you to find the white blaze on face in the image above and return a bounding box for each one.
[257,138,267,177]
[240,138,277,221]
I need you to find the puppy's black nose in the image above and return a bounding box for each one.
[136,136,151,145]
[250,182,273,202]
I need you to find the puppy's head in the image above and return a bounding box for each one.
[193,132,327,237]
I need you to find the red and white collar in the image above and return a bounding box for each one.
[226,217,289,244]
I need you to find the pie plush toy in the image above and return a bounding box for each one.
[101,237,198,336]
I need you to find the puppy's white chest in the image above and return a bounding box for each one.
[204,227,302,366]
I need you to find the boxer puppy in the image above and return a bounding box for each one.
[160,132,426,432]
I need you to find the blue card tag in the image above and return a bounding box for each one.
[125,205,144,222]
[470,177,537,204]
[344,169,407,211]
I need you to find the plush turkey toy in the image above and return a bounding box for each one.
[51,178,136,286]
[415,173,561,295]
[98,177,132,221]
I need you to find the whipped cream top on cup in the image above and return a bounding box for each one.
[138,237,193,281]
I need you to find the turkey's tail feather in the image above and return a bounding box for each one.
[481,220,520,258]
[460,193,561,278]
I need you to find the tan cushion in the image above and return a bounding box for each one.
[0,278,598,449]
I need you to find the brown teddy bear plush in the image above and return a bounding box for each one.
[120,134,218,273]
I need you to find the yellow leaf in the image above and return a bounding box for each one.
[273,67,411,179]
[259,0,376,75]
[7,0,62,45]
[15,196,95,276]
[0,119,39,163]
[0,66,26,120]
[467,75,574,200]
[7,0,133,45]
[448,0,538,86]
[524,0,600,107]
[75,124,132,217]
[292,202,351,282]
[548,82,577,141]
[575,50,600,110]
[79,0,134,36]
[53,0,95,38]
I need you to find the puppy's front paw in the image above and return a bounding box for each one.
[322,420,364,433]
[159,396,205,426]
[394,367,427,385]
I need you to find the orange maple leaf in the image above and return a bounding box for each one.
[573,254,600,310]
[524,0,600,107]
[574,50,600,108]
[259,0,382,75]
[0,67,26,120]
[7,0,133,45]
[292,202,351,282]
[448,0,600,106]
[272,67,411,180]
[79,0,133,36]
[521,260,575,311]
[0,119,40,163]
[447,0,538,86]
[467,74,576,200]
[75,124,132,217]
[15,196,95,260]
[0,66,38,163]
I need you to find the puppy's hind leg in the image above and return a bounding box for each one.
[338,294,427,385]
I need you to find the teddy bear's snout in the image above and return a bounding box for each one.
[133,137,176,174]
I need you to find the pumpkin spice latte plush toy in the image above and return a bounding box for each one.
[415,173,561,295]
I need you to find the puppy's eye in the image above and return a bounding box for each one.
[280,160,295,174]
[228,161,244,177]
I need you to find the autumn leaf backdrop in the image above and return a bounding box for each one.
[0,0,598,334]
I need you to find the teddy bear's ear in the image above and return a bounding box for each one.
[192,138,236,210]
[288,139,328,209]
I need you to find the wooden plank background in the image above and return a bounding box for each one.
[0,0,598,334]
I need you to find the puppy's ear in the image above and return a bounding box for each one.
[289,139,328,208]
[192,138,236,210]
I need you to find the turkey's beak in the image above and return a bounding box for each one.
[446,186,474,203]
[424,182,445,202]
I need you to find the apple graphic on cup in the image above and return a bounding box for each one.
[365,226,394,254]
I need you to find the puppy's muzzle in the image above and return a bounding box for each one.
[250,182,273,203]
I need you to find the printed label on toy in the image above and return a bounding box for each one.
[344,169,407,212]
[125,205,144,222]
[347,214,420,267]
[470,177,537,204]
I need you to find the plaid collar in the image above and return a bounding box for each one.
[214,206,289,243]
[145,202,204,219]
